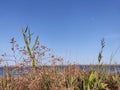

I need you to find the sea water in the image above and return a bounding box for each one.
[0,65,120,76]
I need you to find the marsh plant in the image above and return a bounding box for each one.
[21,26,39,68]
[98,38,105,64]
[0,27,119,90]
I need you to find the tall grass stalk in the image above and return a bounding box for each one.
[21,26,39,68]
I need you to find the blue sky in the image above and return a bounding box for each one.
[0,0,120,65]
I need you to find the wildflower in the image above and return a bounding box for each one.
[19,63,25,66]
[41,45,46,49]
[39,52,45,56]
[10,37,16,43]
[13,65,19,68]
[51,54,55,58]
[57,56,63,61]
[22,50,28,55]
[15,44,19,47]
[1,52,6,56]
[11,47,14,51]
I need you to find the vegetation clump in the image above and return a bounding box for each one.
[0,27,119,90]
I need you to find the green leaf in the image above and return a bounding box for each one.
[99,83,107,89]
[32,36,39,50]
[28,29,31,44]
[25,26,28,33]
[89,71,96,83]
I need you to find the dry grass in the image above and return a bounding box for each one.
[0,65,119,90]
[0,27,119,90]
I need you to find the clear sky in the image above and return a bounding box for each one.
[0,0,120,65]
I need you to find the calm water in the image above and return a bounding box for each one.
[0,65,120,76]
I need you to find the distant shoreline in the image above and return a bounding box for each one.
[0,64,120,68]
